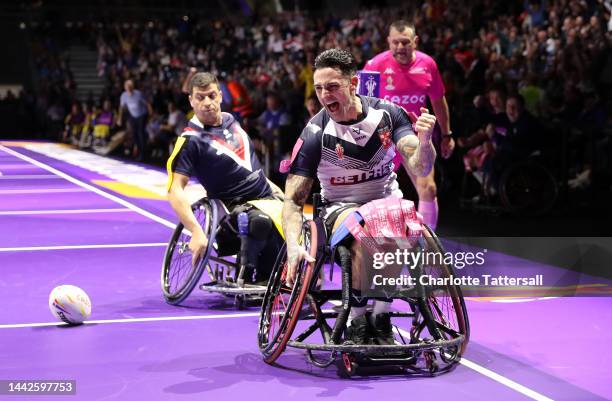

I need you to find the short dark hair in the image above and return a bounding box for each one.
[390,20,416,36]
[507,94,525,109]
[188,72,219,95]
[313,48,357,77]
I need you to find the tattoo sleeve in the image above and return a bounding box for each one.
[282,174,314,259]
[397,135,437,177]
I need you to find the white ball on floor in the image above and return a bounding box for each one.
[48,285,92,325]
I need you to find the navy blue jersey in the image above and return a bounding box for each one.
[168,113,272,201]
[289,96,415,203]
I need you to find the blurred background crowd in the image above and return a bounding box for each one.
[1,0,610,219]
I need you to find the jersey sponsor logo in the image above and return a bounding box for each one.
[350,127,368,141]
[383,67,395,75]
[384,94,427,105]
[329,163,391,185]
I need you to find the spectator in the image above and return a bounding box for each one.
[118,79,152,161]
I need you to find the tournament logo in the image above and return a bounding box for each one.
[378,129,392,149]
[365,76,378,97]
[335,143,345,159]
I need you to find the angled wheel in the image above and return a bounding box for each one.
[161,198,219,305]
[258,221,318,364]
[415,225,470,360]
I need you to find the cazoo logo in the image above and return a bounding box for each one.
[384,95,427,105]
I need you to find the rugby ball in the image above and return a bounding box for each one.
[48,285,92,325]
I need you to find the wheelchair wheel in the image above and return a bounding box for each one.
[415,225,470,359]
[499,161,558,216]
[161,198,219,305]
[258,221,318,364]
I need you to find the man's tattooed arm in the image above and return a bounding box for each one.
[282,174,314,275]
[397,109,437,177]
[396,134,436,177]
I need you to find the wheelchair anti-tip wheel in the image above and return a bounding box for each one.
[161,198,219,305]
[257,221,317,364]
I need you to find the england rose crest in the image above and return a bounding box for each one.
[378,129,392,149]
[335,143,344,159]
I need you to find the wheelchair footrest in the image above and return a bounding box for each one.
[356,353,417,366]
[199,282,267,295]
[286,334,464,354]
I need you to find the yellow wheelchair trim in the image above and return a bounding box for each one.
[247,199,285,240]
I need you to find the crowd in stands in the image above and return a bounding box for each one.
[13,0,612,202]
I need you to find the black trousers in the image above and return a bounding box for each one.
[128,114,147,159]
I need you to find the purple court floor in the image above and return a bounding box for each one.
[0,141,611,401]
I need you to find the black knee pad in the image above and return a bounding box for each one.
[247,210,273,241]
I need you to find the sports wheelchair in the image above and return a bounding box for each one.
[161,197,283,309]
[460,154,559,216]
[257,195,470,377]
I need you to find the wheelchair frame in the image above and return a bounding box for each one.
[161,198,268,309]
[461,157,559,216]
[257,198,470,377]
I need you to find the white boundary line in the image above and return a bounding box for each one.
[0,312,261,329]
[395,327,554,401]
[0,145,176,229]
[0,174,62,179]
[0,188,90,194]
[0,243,168,252]
[0,208,132,216]
[459,358,554,401]
[0,163,41,168]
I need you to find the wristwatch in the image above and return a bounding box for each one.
[443,131,453,138]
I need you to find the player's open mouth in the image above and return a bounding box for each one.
[326,102,339,113]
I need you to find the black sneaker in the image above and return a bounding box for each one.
[345,315,370,345]
[372,313,396,345]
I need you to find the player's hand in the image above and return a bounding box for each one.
[415,107,437,143]
[286,242,315,286]
[441,135,455,159]
[189,229,208,267]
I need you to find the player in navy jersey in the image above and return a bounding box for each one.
[167,72,283,283]
[282,49,437,345]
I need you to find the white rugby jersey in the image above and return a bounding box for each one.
[289,96,415,203]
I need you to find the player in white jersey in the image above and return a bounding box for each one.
[282,48,437,345]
